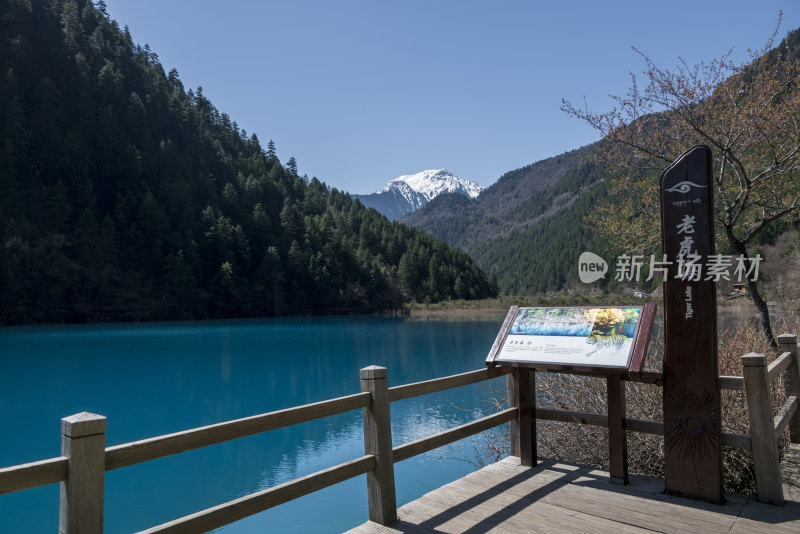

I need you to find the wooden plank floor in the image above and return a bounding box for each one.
[783,443,800,502]
[346,456,800,534]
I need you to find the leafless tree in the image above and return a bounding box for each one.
[563,15,800,347]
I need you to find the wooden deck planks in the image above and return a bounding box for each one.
[783,443,800,502]
[346,456,800,534]
[457,462,737,534]
[413,486,654,534]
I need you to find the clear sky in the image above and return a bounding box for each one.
[103,1,799,194]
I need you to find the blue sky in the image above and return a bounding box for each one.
[104,1,799,194]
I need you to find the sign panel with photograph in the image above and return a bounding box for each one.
[486,306,646,370]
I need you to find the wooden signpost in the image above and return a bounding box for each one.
[660,145,723,503]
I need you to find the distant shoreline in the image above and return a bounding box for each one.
[402,295,790,319]
[1,294,782,328]
[403,295,657,315]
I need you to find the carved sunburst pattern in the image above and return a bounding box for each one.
[664,386,719,460]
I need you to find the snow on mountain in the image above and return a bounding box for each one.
[355,169,484,221]
[380,169,483,200]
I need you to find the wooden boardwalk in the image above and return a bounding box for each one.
[346,456,800,534]
[783,443,800,502]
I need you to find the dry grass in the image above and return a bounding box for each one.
[479,312,798,495]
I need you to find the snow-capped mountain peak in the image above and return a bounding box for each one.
[378,169,483,201]
[355,169,484,221]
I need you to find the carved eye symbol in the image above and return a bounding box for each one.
[666,181,706,193]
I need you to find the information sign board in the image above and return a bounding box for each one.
[486,306,651,372]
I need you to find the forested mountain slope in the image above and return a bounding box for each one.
[401,144,618,293]
[0,0,496,324]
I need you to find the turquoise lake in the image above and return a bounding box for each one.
[0,315,508,533]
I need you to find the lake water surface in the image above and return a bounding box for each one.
[0,315,507,533]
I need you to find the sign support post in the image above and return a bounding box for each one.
[607,373,628,484]
[660,145,723,503]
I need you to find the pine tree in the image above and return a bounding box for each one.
[286,156,297,176]
[266,139,277,163]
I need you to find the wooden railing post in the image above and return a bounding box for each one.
[741,354,784,505]
[778,334,800,443]
[507,368,535,466]
[59,412,106,534]
[360,366,397,524]
[607,374,628,485]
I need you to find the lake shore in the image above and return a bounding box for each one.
[403,295,656,317]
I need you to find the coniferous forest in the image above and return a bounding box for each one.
[0,0,497,324]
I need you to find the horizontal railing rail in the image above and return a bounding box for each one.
[137,455,377,534]
[775,396,799,436]
[0,456,68,495]
[516,366,744,390]
[393,408,517,463]
[388,366,511,402]
[768,351,794,384]
[105,391,371,471]
[534,407,752,450]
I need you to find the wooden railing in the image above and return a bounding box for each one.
[0,365,513,533]
[740,333,800,505]
[506,332,800,505]
[2,334,798,532]
[515,369,752,451]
